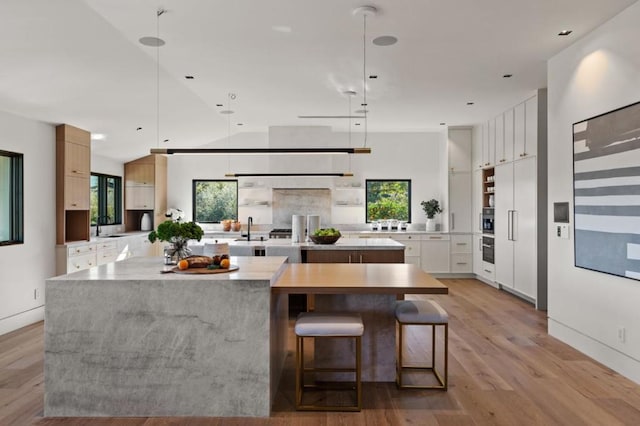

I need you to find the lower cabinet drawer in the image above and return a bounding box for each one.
[97,248,119,265]
[451,253,472,273]
[67,253,97,272]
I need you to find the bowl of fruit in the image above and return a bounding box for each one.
[310,228,341,245]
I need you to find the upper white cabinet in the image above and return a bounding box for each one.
[501,108,515,164]
[484,119,496,168]
[523,95,538,158]
[448,128,472,172]
[472,125,484,170]
[494,114,505,165]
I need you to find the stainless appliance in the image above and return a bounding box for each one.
[482,208,495,234]
[269,228,292,239]
[482,236,494,264]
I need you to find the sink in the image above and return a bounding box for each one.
[234,237,268,242]
[104,234,125,238]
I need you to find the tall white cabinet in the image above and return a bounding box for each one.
[472,89,547,309]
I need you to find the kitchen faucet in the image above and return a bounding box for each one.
[95,215,110,237]
[247,216,253,241]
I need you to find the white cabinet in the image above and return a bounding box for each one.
[484,119,496,168]
[448,128,472,172]
[391,234,421,266]
[450,234,472,273]
[473,234,484,276]
[97,240,119,265]
[472,169,483,233]
[523,95,538,158]
[472,125,484,170]
[421,235,450,273]
[448,172,472,233]
[494,157,537,299]
[501,108,515,164]
[494,114,505,166]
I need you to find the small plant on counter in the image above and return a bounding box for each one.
[421,199,442,219]
[148,220,204,260]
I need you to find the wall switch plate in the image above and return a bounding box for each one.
[556,224,570,239]
[34,288,41,300]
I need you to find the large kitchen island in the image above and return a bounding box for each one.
[44,238,446,418]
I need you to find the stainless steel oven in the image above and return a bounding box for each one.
[482,236,494,264]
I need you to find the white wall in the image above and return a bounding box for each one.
[0,110,56,335]
[547,2,640,383]
[167,130,447,227]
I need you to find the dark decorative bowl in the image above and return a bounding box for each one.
[310,233,341,244]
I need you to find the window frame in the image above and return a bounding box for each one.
[0,149,24,246]
[365,179,412,223]
[192,179,239,223]
[90,172,122,226]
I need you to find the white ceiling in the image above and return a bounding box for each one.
[0,0,637,162]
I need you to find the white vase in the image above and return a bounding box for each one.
[426,218,436,232]
[140,213,152,231]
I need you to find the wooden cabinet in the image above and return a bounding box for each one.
[125,163,154,186]
[56,124,91,244]
[124,155,167,237]
[421,235,450,273]
[306,249,403,264]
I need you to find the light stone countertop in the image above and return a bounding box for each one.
[195,237,404,250]
[47,255,289,282]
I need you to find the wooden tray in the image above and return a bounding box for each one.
[170,265,239,274]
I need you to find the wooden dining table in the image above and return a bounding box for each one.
[272,263,448,381]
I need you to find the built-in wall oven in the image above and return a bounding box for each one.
[482,236,495,264]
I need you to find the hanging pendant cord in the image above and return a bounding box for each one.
[362,13,368,148]
[156,8,165,148]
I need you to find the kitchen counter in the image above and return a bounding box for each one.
[45,255,290,417]
[196,236,404,250]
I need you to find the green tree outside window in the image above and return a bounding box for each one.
[366,180,411,222]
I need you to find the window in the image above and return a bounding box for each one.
[366,179,411,222]
[90,173,122,226]
[0,150,23,245]
[193,180,238,223]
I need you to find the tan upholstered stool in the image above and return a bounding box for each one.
[295,312,364,411]
[395,299,448,390]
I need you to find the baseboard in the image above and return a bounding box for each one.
[432,273,476,279]
[549,318,640,385]
[0,306,44,336]
[473,274,499,288]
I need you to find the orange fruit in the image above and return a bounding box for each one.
[177,259,189,270]
[220,258,230,269]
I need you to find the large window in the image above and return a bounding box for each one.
[366,179,411,222]
[193,180,238,223]
[90,173,122,226]
[0,150,23,245]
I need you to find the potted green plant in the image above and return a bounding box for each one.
[148,220,204,260]
[421,199,442,231]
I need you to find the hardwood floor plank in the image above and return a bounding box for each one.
[4,278,640,425]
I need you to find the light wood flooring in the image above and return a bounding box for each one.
[2,278,640,425]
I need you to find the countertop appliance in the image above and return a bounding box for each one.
[482,208,494,234]
[269,228,293,239]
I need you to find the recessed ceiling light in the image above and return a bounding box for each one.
[343,90,357,96]
[503,74,513,78]
[237,123,243,126]
[185,75,194,79]
[272,25,292,33]
[216,104,223,107]
[163,139,170,143]
[355,123,361,126]
[372,35,398,46]
[558,30,573,36]
[136,127,143,131]
[139,36,165,47]
[361,103,367,107]
[91,133,105,141]
[467,102,475,106]
[440,123,446,126]
[220,110,235,115]
[369,75,378,79]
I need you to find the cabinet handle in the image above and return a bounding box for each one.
[500,159,505,163]
[456,243,467,246]
[479,213,482,231]
[451,213,455,230]
[429,236,442,240]
[71,203,77,207]
[359,254,363,263]
[72,170,85,174]
[456,262,468,265]
[479,238,483,250]
[484,269,492,273]
[407,236,412,239]
[348,254,352,263]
